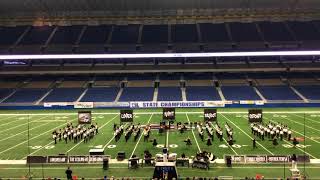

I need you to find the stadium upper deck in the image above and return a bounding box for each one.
[1,21,320,55]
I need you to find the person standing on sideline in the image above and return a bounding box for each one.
[65,166,73,180]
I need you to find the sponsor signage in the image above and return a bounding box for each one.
[204,109,217,121]
[78,111,92,124]
[94,102,130,108]
[43,102,69,107]
[69,156,90,163]
[245,155,266,163]
[48,156,68,163]
[29,155,110,164]
[226,155,310,164]
[163,108,175,120]
[120,110,133,122]
[74,102,94,109]
[129,101,225,108]
[248,109,263,122]
[267,156,289,163]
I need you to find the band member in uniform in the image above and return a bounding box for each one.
[152,138,158,147]
[253,137,257,149]
[206,137,212,146]
[184,137,192,146]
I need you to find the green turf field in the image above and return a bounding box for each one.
[0,108,319,179]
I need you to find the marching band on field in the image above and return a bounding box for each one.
[52,122,98,144]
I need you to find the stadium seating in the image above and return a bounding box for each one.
[0,89,14,100]
[4,88,48,103]
[258,86,301,100]
[158,87,182,101]
[80,87,119,102]
[221,86,261,101]
[0,26,28,54]
[186,86,221,101]
[42,88,84,102]
[294,85,320,100]
[119,87,154,101]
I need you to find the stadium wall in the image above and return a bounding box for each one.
[0,102,320,110]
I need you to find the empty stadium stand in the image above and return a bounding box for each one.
[42,88,84,102]
[80,87,119,102]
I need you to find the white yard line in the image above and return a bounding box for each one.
[275,115,320,133]
[130,114,153,158]
[0,115,18,122]
[0,118,74,155]
[0,117,24,127]
[293,114,320,124]
[23,141,55,159]
[66,114,119,154]
[185,113,201,153]
[101,123,130,150]
[0,122,52,142]
[220,113,274,155]
[0,115,50,133]
[283,139,317,159]
[223,138,239,155]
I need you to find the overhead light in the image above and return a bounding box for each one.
[0,50,319,60]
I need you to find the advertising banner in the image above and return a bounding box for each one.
[130,101,225,108]
[74,102,94,109]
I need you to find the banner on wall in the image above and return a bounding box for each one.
[129,101,225,108]
[74,102,94,109]
[44,102,69,107]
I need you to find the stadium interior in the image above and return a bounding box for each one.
[0,0,320,179]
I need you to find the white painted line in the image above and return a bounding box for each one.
[277,115,320,133]
[23,141,55,159]
[130,114,153,158]
[220,113,274,155]
[0,118,74,155]
[292,114,320,124]
[223,138,238,155]
[0,115,18,122]
[0,122,51,142]
[66,114,119,153]
[0,115,50,134]
[186,113,201,153]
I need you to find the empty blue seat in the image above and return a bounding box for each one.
[258,22,293,42]
[0,89,14,100]
[229,22,261,42]
[186,86,221,101]
[294,85,320,100]
[119,87,154,101]
[199,23,229,43]
[111,25,140,44]
[221,86,261,101]
[19,26,54,45]
[158,87,182,101]
[142,25,168,44]
[171,24,198,43]
[258,86,300,100]
[42,88,84,102]
[4,88,47,103]
[81,87,119,102]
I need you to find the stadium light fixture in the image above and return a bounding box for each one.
[0,50,320,60]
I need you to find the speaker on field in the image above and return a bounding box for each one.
[103,158,109,170]
[226,156,232,167]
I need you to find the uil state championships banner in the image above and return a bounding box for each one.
[129,101,225,108]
